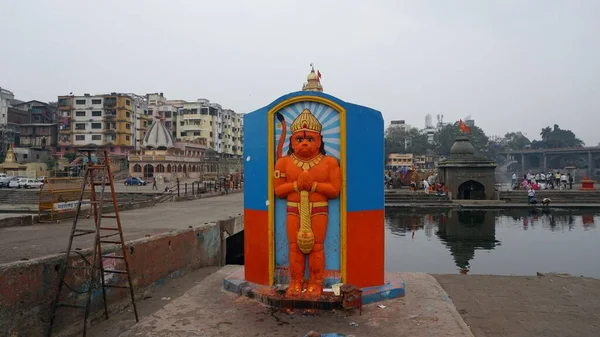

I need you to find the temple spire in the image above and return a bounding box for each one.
[302,64,323,92]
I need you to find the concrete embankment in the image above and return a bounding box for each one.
[0,215,243,337]
[385,190,600,209]
[0,193,244,336]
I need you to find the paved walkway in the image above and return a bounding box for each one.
[119,266,472,337]
[434,274,600,337]
[0,193,243,264]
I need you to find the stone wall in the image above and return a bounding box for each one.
[440,167,497,200]
[0,215,243,336]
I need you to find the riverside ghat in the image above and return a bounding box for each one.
[224,66,405,310]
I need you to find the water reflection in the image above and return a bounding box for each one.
[385,208,600,277]
[436,211,500,273]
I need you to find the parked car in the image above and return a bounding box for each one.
[0,174,14,187]
[124,177,147,186]
[8,178,24,188]
[25,179,44,189]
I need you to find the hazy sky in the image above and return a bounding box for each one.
[1,0,599,144]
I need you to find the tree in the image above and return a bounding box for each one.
[503,132,531,151]
[433,122,491,158]
[405,128,430,155]
[44,155,58,175]
[384,127,432,162]
[532,124,584,149]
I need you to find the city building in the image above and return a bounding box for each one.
[128,115,206,181]
[9,101,58,149]
[147,93,177,139]
[389,120,412,132]
[0,87,16,157]
[386,153,414,170]
[176,98,243,158]
[56,93,136,157]
[0,87,14,127]
[128,93,149,154]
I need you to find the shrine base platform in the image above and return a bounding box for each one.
[119,265,473,337]
[223,267,406,310]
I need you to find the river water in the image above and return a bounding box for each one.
[385,208,600,278]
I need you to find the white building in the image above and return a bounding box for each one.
[389,120,412,132]
[0,87,14,126]
[176,99,243,158]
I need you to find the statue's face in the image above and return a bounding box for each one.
[291,131,321,159]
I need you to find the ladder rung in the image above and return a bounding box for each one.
[88,165,106,169]
[101,215,117,219]
[58,303,86,309]
[100,226,119,230]
[102,255,125,259]
[100,232,120,239]
[92,182,108,186]
[100,240,122,244]
[104,284,129,289]
[73,229,96,237]
[67,266,92,270]
[103,269,128,274]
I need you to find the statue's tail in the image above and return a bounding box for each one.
[276,113,286,160]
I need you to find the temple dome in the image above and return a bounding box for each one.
[450,136,475,155]
[143,118,174,150]
[302,65,323,92]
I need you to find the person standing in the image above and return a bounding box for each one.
[555,172,561,187]
[560,173,567,190]
[512,173,517,187]
[527,187,536,204]
[152,178,157,190]
[568,173,574,190]
[423,179,430,194]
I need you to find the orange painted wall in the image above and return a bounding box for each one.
[244,209,270,285]
[346,210,385,287]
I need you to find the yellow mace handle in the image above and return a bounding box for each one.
[296,190,314,254]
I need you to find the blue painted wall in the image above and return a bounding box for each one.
[243,91,384,279]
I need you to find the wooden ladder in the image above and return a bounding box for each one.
[46,149,138,337]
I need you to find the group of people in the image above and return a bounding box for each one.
[512,171,574,191]
[422,179,447,196]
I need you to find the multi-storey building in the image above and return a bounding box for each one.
[128,93,148,154]
[147,93,178,139]
[175,98,243,158]
[56,93,135,157]
[9,101,58,149]
[0,87,16,156]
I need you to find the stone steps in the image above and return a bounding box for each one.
[385,193,451,204]
[500,191,600,204]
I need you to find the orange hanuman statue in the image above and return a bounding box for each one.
[274,108,341,297]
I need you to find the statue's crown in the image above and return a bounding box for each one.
[290,108,322,134]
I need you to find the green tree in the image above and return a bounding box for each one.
[433,122,491,158]
[532,124,584,149]
[384,127,432,162]
[503,132,531,151]
[44,155,58,175]
[405,128,430,155]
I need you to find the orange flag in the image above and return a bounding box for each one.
[459,119,471,134]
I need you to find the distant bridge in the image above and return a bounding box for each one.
[499,146,600,178]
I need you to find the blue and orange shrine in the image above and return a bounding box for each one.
[224,66,405,308]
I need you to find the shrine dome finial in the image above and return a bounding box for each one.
[302,64,323,92]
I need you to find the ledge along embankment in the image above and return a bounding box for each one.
[384,190,600,209]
